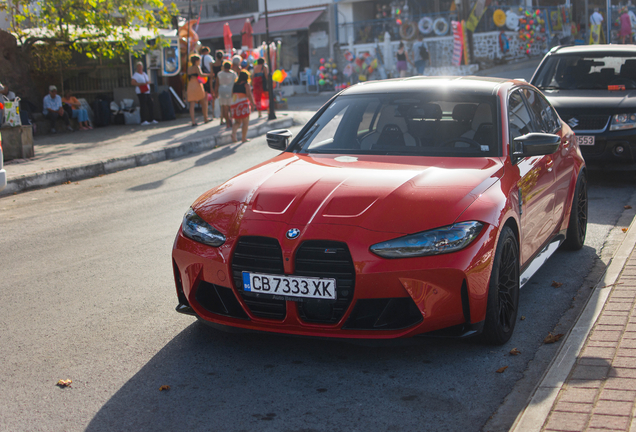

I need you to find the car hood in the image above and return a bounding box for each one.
[540,89,636,111]
[193,153,504,235]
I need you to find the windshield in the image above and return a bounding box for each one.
[533,53,636,90]
[293,93,499,157]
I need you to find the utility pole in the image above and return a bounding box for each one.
[264,0,276,120]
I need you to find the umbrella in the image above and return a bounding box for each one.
[241,18,253,50]
[223,22,233,56]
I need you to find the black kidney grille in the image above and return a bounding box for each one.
[294,241,356,324]
[231,236,286,320]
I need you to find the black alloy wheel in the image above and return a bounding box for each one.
[562,172,588,251]
[482,226,520,345]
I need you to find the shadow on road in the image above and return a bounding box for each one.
[127,144,243,192]
[84,321,482,432]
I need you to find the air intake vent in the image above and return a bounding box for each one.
[231,236,286,320]
[343,298,422,330]
[195,281,249,319]
[295,241,355,324]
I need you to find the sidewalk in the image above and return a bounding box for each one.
[511,216,636,432]
[0,109,313,197]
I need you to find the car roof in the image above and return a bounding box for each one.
[340,76,512,97]
[549,44,636,55]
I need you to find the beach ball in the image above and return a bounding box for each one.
[318,79,325,85]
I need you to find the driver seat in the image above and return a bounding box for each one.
[458,103,493,146]
[362,106,417,149]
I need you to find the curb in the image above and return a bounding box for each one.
[1,116,294,196]
[509,214,636,432]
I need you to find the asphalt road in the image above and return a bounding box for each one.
[1,121,636,431]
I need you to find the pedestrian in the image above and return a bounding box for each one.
[62,89,92,130]
[0,83,16,101]
[619,7,633,44]
[186,54,211,126]
[200,46,215,119]
[411,35,430,76]
[231,55,242,74]
[215,61,237,129]
[211,50,225,122]
[252,58,269,118]
[396,42,413,77]
[231,70,256,143]
[43,85,73,134]
[589,8,604,44]
[131,62,158,126]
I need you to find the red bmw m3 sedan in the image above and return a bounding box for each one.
[172,77,586,345]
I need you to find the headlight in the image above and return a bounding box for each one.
[370,221,484,259]
[181,208,226,247]
[610,113,636,131]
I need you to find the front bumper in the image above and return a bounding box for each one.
[171,221,498,339]
[578,128,636,169]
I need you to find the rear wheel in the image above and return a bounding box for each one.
[562,172,587,251]
[482,226,519,345]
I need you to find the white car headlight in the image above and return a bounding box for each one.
[370,221,484,258]
[181,208,226,247]
[610,113,636,131]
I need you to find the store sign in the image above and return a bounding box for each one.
[309,31,328,49]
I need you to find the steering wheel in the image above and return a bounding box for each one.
[608,77,636,89]
[442,136,482,149]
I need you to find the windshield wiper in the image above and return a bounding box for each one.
[539,86,562,90]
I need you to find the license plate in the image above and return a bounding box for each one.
[242,272,337,300]
[576,135,595,146]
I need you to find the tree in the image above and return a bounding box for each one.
[2,0,177,59]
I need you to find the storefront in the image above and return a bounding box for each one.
[252,6,331,72]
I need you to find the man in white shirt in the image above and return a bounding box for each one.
[42,85,72,133]
[131,62,158,125]
[590,8,604,26]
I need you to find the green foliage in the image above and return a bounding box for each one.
[5,0,178,59]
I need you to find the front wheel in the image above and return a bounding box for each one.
[482,226,520,345]
[562,172,587,251]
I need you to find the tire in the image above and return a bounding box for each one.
[562,172,588,251]
[482,226,520,345]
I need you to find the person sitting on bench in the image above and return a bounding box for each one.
[43,85,73,133]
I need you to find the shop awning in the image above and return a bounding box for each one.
[197,17,252,39]
[252,8,325,35]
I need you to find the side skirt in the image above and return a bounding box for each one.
[519,235,565,288]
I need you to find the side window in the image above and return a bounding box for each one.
[522,88,548,132]
[508,90,533,141]
[538,96,560,134]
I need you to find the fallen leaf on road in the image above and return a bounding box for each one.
[496,366,508,373]
[520,316,526,320]
[622,228,629,233]
[625,205,632,209]
[551,281,563,288]
[56,379,72,388]
[544,333,565,344]
[510,348,521,356]
[159,385,170,391]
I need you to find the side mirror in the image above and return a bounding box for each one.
[266,129,293,151]
[512,133,560,158]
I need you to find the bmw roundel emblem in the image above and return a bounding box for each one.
[286,228,301,239]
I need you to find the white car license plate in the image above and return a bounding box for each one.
[242,272,337,300]
[576,135,595,146]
